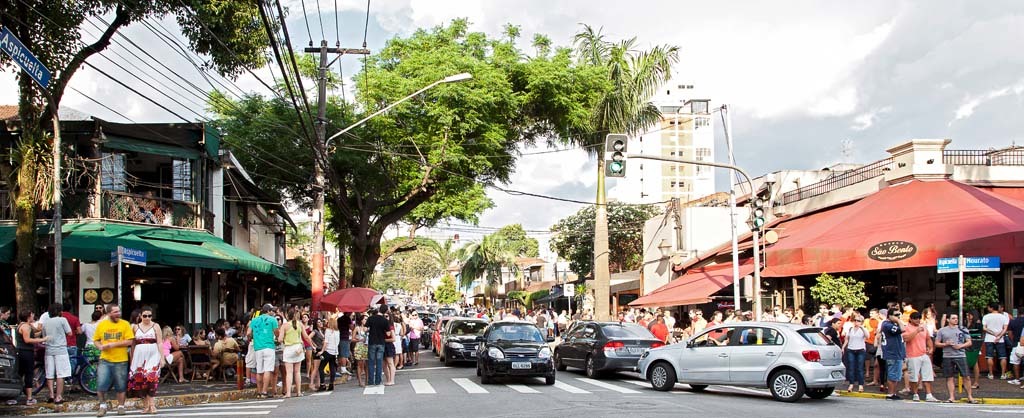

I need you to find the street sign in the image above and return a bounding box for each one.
[118,246,147,266]
[0,27,51,88]
[936,257,958,274]
[564,284,575,297]
[937,256,1000,273]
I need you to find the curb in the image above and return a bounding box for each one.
[837,390,1024,405]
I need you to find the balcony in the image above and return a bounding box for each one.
[0,189,212,232]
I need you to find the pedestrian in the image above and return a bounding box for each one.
[247,304,279,399]
[307,318,324,390]
[965,310,983,387]
[407,312,423,366]
[337,312,352,378]
[383,314,397,385]
[366,306,389,386]
[874,309,889,392]
[649,316,669,343]
[0,306,11,336]
[41,303,73,404]
[393,313,405,369]
[94,304,134,416]
[823,318,842,346]
[127,306,164,414]
[843,315,868,392]
[935,314,978,403]
[983,302,1011,380]
[353,314,369,387]
[319,317,340,391]
[280,309,311,397]
[863,308,881,386]
[881,309,906,400]
[12,310,47,406]
[301,313,314,382]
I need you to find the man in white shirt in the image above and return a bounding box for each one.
[983,302,1010,379]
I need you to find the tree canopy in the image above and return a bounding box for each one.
[549,203,661,277]
[492,224,539,258]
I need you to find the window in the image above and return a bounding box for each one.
[695,117,710,128]
[692,326,736,347]
[737,327,785,346]
[450,321,488,336]
[172,159,192,201]
[695,148,712,158]
[691,101,710,114]
[101,153,126,192]
[797,329,832,346]
[488,324,545,342]
[601,324,656,339]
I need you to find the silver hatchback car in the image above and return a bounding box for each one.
[637,322,845,402]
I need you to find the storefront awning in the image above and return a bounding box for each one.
[630,259,753,307]
[764,180,1024,277]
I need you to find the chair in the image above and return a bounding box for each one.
[188,346,213,383]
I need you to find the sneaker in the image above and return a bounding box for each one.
[117,405,125,415]
[886,395,902,401]
[925,394,940,402]
[988,374,995,380]
[912,394,920,401]
[1009,379,1021,385]
[25,398,37,406]
[5,399,17,406]
[899,388,912,396]
[96,404,108,417]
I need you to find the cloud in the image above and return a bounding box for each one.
[851,106,893,131]
[951,78,1024,125]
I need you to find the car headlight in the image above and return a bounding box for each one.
[488,347,505,359]
[448,341,464,349]
[538,347,552,359]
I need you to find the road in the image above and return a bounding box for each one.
[33,356,1022,418]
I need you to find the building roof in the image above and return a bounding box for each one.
[0,105,92,121]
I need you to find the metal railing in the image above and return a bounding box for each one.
[780,157,894,205]
[0,189,92,221]
[943,149,1024,166]
[101,190,201,229]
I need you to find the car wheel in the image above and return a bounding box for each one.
[649,362,676,392]
[444,353,454,367]
[480,370,493,384]
[545,373,556,385]
[554,352,567,371]
[688,384,708,392]
[806,387,834,399]
[476,363,481,376]
[585,355,600,378]
[769,369,806,402]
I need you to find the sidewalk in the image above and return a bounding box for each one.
[837,372,1024,405]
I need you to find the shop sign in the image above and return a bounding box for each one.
[867,241,917,262]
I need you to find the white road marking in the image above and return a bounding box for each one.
[397,366,448,372]
[310,391,332,396]
[411,379,436,394]
[553,380,591,394]
[506,384,541,393]
[619,379,650,387]
[576,378,641,394]
[720,385,770,396]
[453,377,489,393]
[978,411,1024,414]
[137,405,278,412]
[364,385,385,395]
[47,413,272,418]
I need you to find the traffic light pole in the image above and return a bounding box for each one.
[625,154,763,320]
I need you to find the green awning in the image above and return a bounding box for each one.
[102,135,201,160]
[0,224,50,264]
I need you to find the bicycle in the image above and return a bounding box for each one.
[32,349,99,396]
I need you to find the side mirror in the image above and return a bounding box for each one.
[475,336,485,343]
[546,336,556,343]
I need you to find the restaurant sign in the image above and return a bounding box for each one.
[868,241,917,262]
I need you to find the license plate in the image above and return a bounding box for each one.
[511,362,532,369]
[0,359,10,367]
[469,351,477,357]
[627,348,645,355]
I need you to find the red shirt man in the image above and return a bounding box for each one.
[650,320,669,342]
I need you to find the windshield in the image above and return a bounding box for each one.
[450,321,488,336]
[488,324,545,342]
[601,324,656,339]
[797,329,831,346]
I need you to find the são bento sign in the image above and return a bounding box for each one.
[867,240,917,262]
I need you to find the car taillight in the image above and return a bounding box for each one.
[801,350,821,362]
[603,341,625,350]
[650,342,664,349]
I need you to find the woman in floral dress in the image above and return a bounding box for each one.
[353,314,368,387]
[128,307,164,414]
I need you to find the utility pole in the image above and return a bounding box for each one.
[304,40,369,312]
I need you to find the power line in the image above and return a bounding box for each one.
[314,0,326,41]
[299,0,315,45]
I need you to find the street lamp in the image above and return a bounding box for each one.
[326,72,473,143]
[658,239,672,258]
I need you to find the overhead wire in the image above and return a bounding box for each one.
[314,0,326,41]
[299,0,315,45]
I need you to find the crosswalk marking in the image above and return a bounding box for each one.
[364,385,385,395]
[411,379,436,394]
[576,378,641,394]
[552,380,591,394]
[506,384,541,393]
[452,377,489,394]
[311,391,333,396]
[619,379,650,387]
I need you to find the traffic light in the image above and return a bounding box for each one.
[750,186,770,231]
[604,134,628,177]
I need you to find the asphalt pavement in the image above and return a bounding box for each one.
[29,352,1024,418]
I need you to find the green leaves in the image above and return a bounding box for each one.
[549,203,661,276]
[434,274,461,305]
[950,274,999,314]
[809,273,869,309]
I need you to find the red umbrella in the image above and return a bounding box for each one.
[321,287,386,312]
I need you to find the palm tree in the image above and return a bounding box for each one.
[419,238,458,272]
[458,234,519,309]
[569,25,679,320]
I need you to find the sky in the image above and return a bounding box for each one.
[3,0,1024,259]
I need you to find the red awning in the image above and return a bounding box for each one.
[763,180,1024,277]
[630,259,753,307]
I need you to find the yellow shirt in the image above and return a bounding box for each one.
[93,319,134,363]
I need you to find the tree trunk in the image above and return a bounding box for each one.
[14,154,38,314]
[593,159,611,321]
[348,235,381,288]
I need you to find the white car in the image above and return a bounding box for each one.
[637,322,846,402]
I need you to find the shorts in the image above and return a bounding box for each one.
[165,354,175,365]
[394,340,403,355]
[886,359,904,383]
[1011,346,1024,366]
[283,344,305,364]
[986,342,1008,359]
[384,342,396,358]
[245,344,256,368]
[942,357,970,378]
[408,338,420,352]
[338,339,351,358]
[906,355,934,382]
[253,348,276,374]
[45,353,72,379]
[96,360,128,393]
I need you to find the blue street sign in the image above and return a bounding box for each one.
[118,246,147,267]
[937,256,1000,273]
[0,27,51,88]
[937,257,958,274]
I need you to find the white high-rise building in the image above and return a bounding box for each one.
[608,83,715,205]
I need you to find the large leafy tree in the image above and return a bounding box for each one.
[458,234,518,307]
[434,274,461,306]
[214,19,607,288]
[549,203,661,278]
[0,0,270,312]
[564,25,679,320]
[492,224,539,258]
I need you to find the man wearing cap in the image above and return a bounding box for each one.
[247,304,280,398]
[880,309,907,400]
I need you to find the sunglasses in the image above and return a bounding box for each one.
[141,314,152,318]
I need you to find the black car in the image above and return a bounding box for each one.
[554,321,664,378]
[441,319,488,366]
[476,321,556,385]
[0,330,20,401]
